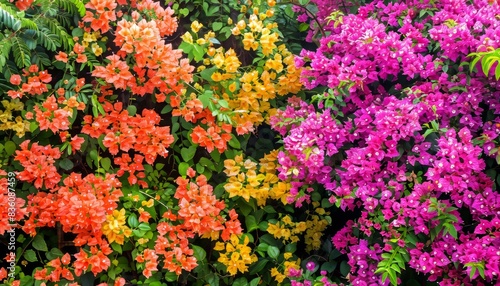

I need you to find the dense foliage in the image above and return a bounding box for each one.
[1,0,500,285]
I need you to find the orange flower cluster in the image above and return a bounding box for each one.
[34,253,74,283]
[191,124,233,153]
[136,0,178,37]
[136,249,158,278]
[57,173,122,244]
[89,0,193,102]
[171,95,233,153]
[14,140,61,189]
[22,173,122,242]
[82,102,174,185]
[54,43,88,64]
[13,0,34,10]
[73,245,112,276]
[154,168,242,275]
[23,173,120,279]
[7,65,52,99]
[27,95,85,134]
[0,170,26,235]
[59,132,85,154]
[83,0,117,33]
[174,169,242,240]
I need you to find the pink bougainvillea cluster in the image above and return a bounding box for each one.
[273,0,500,284]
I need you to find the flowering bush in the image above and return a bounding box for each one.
[270,0,500,285]
[2,0,500,285]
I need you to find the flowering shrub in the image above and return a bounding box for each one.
[2,0,500,285]
[270,0,500,285]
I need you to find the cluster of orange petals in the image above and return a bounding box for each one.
[7,65,52,99]
[13,0,34,10]
[82,0,117,33]
[73,245,112,277]
[88,0,193,102]
[23,173,120,279]
[171,96,233,153]
[26,95,85,134]
[136,249,159,278]
[34,253,74,282]
[81,102,174,186]
[191,124,233,153]
[22,173,122,241]
[54,43,88,64]
[153,168,242,276]
[136,0,178,36]
[14,140,61,189]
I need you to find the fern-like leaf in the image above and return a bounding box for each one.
[0,36,11,70]
[36,17,74,50]
[31,48,51,68]
[56,0,85,17]
[0,2,22,31]
[20,18,39,30]
[11,36,31,67]
[36,28,61,51]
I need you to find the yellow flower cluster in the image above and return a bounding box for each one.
[214,234,258,276]
[179,4,302,135]
[267,215,307,244]
[82,31,104,56]
[267,203,330,252]
[304,204,330,252]
[0,99,30,137]
[101,208,132,245]
[223,151,290,206]
[270,252,301,284]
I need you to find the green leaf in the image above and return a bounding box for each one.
[233,277,248,286]
[181,146,197,162]
[137,223,150,231]
[101,157,111,171]
[59,158,74,170]
[340,260,350,276]
[24,249,37,262]
[285,243,297,253]
[193,44,204,62]
[321,261,337,273]
[127,105,137,116]
[199,90,214,108]
[111,243,122,254]
[161,105,172,114]
[35,28,61,51]
[192,245,206,261]
[178,162,190,177]
[212,22,223,31]
[179,8,189,16]
[228,134,240,149]
[245,215,259,232]
[447,223,458,239]
[11,36,30,67]
[46,248,63,260]
[33,234,48,252]
[4,141,16,156]
[249,258,268,275]
[200,67,216,81]
[198,157,215,170]
[267,245,280,259]
[165,272,178,282]
[128,213,139,228]
[256,243,269,255]
[249,278,261,286]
